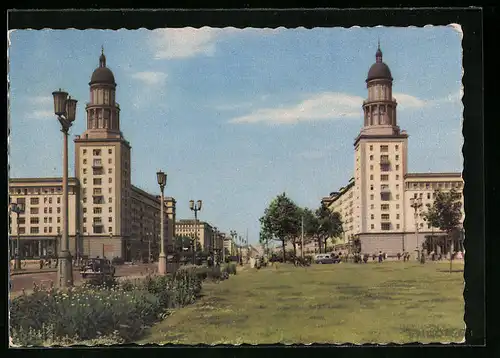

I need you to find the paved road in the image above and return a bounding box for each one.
[10,263,158,293]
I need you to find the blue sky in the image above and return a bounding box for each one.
[8,26,463,245]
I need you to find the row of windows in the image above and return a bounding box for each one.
[82,148,113,156]
[406,181,462,190]
[82,167,113,175]
[370,213,400,220]
[369,154,400,161]
[29,197,62,205]
[369,144,399,152]
[16,226,61,234]
[82,177,113,185]
[83,158,112,165]
[82,226,113,234]
[369,193,400,201]
[11,188,62,195]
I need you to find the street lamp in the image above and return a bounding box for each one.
[75,229,80,265]
[52,88,77,288]
[157,170,167,275]
[410,197,423,260]
[189,199,202,265]
[10,202,25,271]
[213,226,218,264]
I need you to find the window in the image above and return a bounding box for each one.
[381,204,389,211]
[109,197,113,203]
[381,214,390,220]
[396,194,400,200]
[83,227,87,233]
[49,217,52,223]
[371,224,375,229]
[109,227,113,233]
[370,185,374,191]
[369,155,374,161]
[396,175,400,180]
[395,155,399,161]
[83,168,87,174]
[44,207,48,214]
[57,197,61,204]
[44,217,47,223]
[109,207,112,213]
[414,193,418,198]
[396,204,400,209]
[83,178,87,184]
[83,149,87,155]
[48,197,52,204]
[30,197,39,205]
[396,224,400,229]
[44,227,47,233]
[380,145,389,152]
[108,178,112,183]
[83,197,87,203]
[370,195,374,200]
[30,227,39,234]
[381,223,390,230]
[419,193,423,198]
[94,207,102,214]
[108,216,113,222]
[381,175,389,181]
[49,207,52,214]
[44,197,47,203]
[396,214,400,219]
[30,217,39,224]
[83,217,87,223]
[396,165,400,170]
[93,149,101,156]
[395,145,399,151]
[371,214,374,219]
[18,227,26,234]
[370,175,374,180]
[108,149,112,154]
[370,165,373,170]
[83,159,87,165]
[30,207,39,214]
[427,193,431,199]
[420,223,424,228]
[108,188,112,193]
[108,168,112,174]
[57,207,61,214]
[93,178,102,185]
[108,158,112,164]
[57,217,61,223]
[370,204,374,209]
[369,145,373,151]
[83,208,87,213]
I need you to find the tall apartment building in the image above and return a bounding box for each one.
[8,49,176,260]
[321,45,464,256]
[175,219,216,251]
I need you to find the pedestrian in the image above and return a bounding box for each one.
[384,252,387,261]
[397,252,401,261]
[39,258,44,269]
[48,258,52,268]
[378,251,383,263]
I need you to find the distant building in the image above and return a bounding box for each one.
[8,49,176,261]
[321,45,464,256]
[175,219,217,251]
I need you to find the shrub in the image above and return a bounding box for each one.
[226,262,237,275]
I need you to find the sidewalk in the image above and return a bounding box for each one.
[10,267,81,276]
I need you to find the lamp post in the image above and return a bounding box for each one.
[10,202,25,271]
[189,199,202,265]
[230,230,237,261]
[75,229,80,266]
[52,88,77,288]
[238,235,243,265]
[157,170,167,275]
[410,197,423,261]
[213,226,218,264]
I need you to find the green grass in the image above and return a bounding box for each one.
[138,261,465,344]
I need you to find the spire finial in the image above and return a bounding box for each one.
[378,37,380,50]
[99,46,106,67]
[101,45,104,55]
[375,39,383,63]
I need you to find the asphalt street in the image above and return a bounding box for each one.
[10,263,158,293]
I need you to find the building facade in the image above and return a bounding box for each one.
[175,219,215,251]
[9,49,176,261]
[322,45,464,256]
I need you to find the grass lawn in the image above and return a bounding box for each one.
[139,261,465,344]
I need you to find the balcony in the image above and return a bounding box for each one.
[92,222,103,227]
[380,157,390,165]
[380,186,391,194]
[92,160,103,168]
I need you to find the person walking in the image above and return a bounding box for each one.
[378,251,383,263]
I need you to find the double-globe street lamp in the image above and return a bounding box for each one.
[10,201,25,270]
[157,170,167,275]
[189,200,202,265]
[52,89,78,288]
[410,197,423,261]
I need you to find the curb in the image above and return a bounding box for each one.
[10,268,81,276]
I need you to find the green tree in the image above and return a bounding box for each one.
[259,192,301,263]
[301,207,320,253]
[315,204,343,253]
[426,189,463,272]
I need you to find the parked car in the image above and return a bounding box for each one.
[314,254,340,264]
[81,258,116,278]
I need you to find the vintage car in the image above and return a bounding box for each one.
[80,258,116,278]
[314,253,340,264]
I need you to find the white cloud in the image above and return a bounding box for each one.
[151,27,221,60]
[131,71,167,86]
[29,96,52,106]
[393,92,426,109]
[30,110,54,120]
[22,96,53,120]
[228,92,364,125]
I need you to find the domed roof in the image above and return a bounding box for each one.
[89,48,116,86]
[367,62,393,82]
[366,44,393,82]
